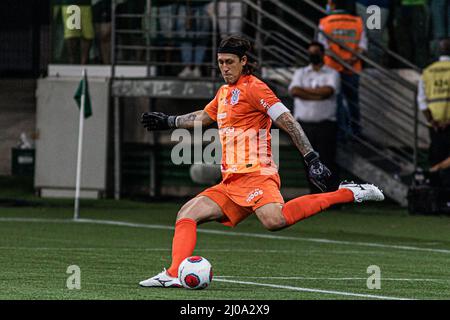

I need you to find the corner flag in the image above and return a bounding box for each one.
[73,69,92,220]
[74,72,93,118]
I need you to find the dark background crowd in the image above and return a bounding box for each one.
[50,0,448,69]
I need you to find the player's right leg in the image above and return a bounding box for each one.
[139,196,224,288]
[281,182,384,226]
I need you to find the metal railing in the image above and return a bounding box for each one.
[112,0,230,78]
[109,0,426,181]
[255,0,426,179]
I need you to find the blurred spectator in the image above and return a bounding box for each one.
[156,0,178,40]
[289,41,341,193]
[51,0,66,63]
[417,38,450,187]
[430,156,450,172]
[318,0,367,140]
[117,0,145,63]
[355,0,390,64]
[429,0,450,59]
[207,0,246,39]
[393,0,428,68]
[60,0,95,64]
[143,0,179,75]
[177,1,211,78]
[92,0,112,64]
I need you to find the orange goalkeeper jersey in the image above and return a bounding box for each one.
[204,74,281,180]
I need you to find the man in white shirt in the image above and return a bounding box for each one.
[289,41,341,193]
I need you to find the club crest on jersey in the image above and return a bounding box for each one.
[230,89,241,106]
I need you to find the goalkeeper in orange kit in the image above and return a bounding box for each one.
[138,35,384,288]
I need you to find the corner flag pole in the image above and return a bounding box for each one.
[74,69,87,220]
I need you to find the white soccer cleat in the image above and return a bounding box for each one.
[139,269,182,288]
[339,181,385,203]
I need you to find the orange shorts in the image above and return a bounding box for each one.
[198,172,285,227]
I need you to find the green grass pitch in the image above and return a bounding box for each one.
[0,199,449,300]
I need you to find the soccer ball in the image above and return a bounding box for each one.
[178,256,213,290]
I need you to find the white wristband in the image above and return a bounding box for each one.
[267,102,290,121]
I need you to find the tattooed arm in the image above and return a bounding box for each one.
[175,110,215,129]
[274,111,313,156]
[274,111,331,191]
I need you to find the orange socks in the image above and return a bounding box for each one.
[281,189,354,226]
[167,218,197,277]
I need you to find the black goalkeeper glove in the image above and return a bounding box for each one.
[140,112,177,131]
[304,151,332,192]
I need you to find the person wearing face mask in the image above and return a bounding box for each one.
[318,0,367,141]
[289,41,341,193]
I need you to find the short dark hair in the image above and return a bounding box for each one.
[439,38,450,56]
[308,41,325,53]
[218,35,257,75]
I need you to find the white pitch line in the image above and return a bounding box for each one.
[0,245,392,255]
[0,247,289,253]
[1,217,450,255]
[0,247,168,251]
[213,278,413,300]
[215,276,450,282]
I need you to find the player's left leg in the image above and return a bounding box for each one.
[254,202,287,231]
[256,182,384,230]
[279,187,354,227]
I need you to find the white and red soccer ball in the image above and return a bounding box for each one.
[178,256,213,290]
